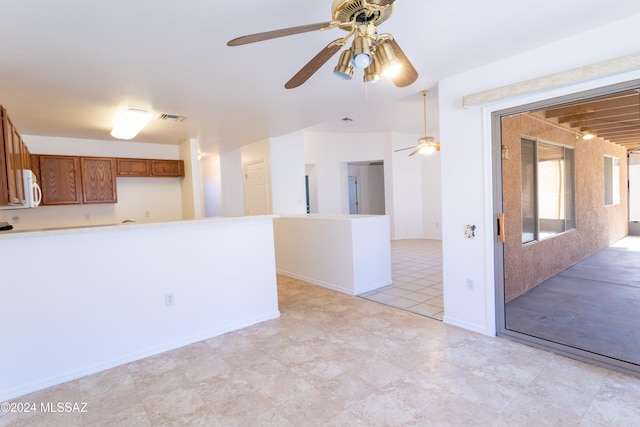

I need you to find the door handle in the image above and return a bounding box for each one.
[497,213,505,243]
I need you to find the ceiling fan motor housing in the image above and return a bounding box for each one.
[332,0,396,27]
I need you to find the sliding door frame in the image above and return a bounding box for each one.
[492,78,640,377]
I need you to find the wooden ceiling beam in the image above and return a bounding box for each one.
[544,91,639,119]
[558,105,639,123]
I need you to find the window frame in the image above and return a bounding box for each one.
[604,155,621,206]
[521,136,576,245]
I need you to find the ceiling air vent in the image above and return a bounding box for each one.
[157,113,186,123]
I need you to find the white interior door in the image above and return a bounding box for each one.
[244,160,269,215]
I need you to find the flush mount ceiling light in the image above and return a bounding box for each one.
[582,131,596,140]
[111,108,152,140]
[227,0,418,89]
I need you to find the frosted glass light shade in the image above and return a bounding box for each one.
[418,145,436,156]
[350,36,372,69]
[351,52,372,69]
[111,108,152,139]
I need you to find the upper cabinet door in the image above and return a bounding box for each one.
[1,108,25,205]
[116,158,150,176]
[39,155,83,205]
[81,157,117,203]
[151,159,184,177]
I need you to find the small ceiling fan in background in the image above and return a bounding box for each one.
[395,90,441,156]
[227,0,418,89]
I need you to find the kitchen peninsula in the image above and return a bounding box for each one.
[0,215,280,401]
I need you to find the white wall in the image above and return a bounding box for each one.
[270,131,307,215]
[364,164,385,215]
[201,154,222,217]
[220,149,244,217]
[5,135,183,230]
[0,216,280,401]
[388,132,425,239]
[422,151,442,239]
[179,138,203,220]
[273,215,391,295]
[438,14,640,335]
[304,131,438,240]
[304,131,385,213]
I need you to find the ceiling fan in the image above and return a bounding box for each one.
[227,0,418,89]
[395,90,441,156]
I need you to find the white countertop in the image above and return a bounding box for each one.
[0,215,280,241]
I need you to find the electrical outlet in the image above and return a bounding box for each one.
[145,210,150,218]
[84,213,91,221]
[12,216,19,224]
[466,278,475,291]
[165,293,175,307]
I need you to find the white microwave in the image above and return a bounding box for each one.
[0,170,42,210]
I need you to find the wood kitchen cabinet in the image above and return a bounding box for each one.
[38,155,118,205]
[150,159,184,177]
[1,106,26,206]
[38,155,83,205]
[116,158,150,176]
[81,157,117,203]
[116,158,184,177]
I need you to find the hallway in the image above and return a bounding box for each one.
[506,236,640,367]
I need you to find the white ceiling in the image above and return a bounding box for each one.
[1,0,639,155]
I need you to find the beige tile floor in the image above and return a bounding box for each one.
[360,239,444,320]
[3,274,640,426]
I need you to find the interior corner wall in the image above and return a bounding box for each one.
[8,135,183,230]
[220,149,244,217]
[421,151,442,239]
[438,14,640,336]
[270,131,307,215]
[304,131,427,239]
[201,154,222,217]
[305,164,318,214]
[350,163,385,215]
[389,132,425,239]
[304,131,387,215]
[179,138,203,220]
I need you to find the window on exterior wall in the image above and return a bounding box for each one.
[604,156,620,206]
[521,137,575,244]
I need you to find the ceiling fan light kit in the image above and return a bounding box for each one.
[375,39,401,77]
[393,90,441,157]
[333,48,354,79]
[227,0,418,89]
[363,55,381,83]
[350,34,373,68]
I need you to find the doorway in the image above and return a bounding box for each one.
[494,79,640,374]
[243,160,269,215]
[348,175,359,214]
[347,161,385,215]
